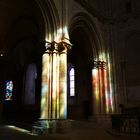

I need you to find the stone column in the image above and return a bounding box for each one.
[32,39,71,134]
[91,60,113,124]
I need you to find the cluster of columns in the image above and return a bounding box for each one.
[41,38,71,120]
[92,60,114,114]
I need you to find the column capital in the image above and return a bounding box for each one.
[44,38,72,53]
[57,37,72,52]
[92,60,107,69]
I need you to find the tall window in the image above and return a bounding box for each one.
[70,68,75,96]
[23,63,37,105]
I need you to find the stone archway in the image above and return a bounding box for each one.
[68,13,101,120]
[0,0,45,125]
[68,12,115,123]
[68,27,92,120]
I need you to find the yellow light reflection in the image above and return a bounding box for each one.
[92,69,99,101]
[92,69,100,114]
[63,26,69,39]
[55,28,63,42]
[41,53,50,119]
[59,52,67,119]
[52,52,57,118]
[54,26,69,43]
[56,54,60,119]
[99,52,106,61]
[99,68,103,112]
[107,54,114,113]
[6,125,37,136]
[104,69,109,113]
[45,33,52,43]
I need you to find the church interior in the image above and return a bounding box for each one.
[0,0,140,138]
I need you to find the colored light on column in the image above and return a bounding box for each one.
[92,52,115,114]
[92,69,99,101]
[41,53,51,119]
[104,69,109,113]
[52,52,57,118]
[107,54,114,112]
[92,68,100,114]
[56,54,60,119]
[41,41,68,120]
[59,52,67,119]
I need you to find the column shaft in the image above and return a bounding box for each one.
[41,41,70,120]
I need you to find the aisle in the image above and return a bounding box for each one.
[0,121,140,140]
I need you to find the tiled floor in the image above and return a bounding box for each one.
[0,121,140,140]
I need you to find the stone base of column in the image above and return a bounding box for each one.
[89,114,112,125]
[32,119,72,135]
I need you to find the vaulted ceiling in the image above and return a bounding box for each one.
[0,0,44,56]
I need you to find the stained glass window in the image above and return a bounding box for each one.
[5,80,13,100]
[70,68,75,96]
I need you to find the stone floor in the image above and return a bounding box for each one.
[0,121,140,140]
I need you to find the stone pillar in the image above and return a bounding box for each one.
[90,60,113,124]
[32,38,71,135]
